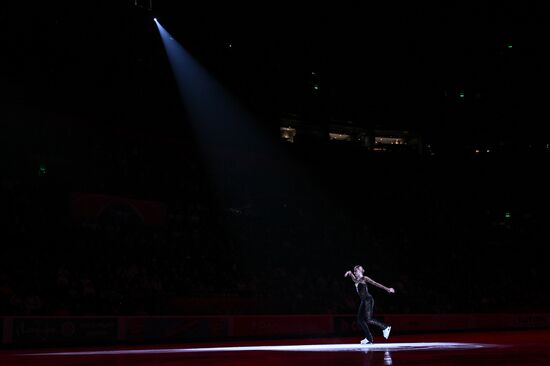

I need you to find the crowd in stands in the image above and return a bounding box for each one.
[1,130,549,316]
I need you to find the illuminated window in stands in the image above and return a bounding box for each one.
[280,127,297,143]
[375,137,406,145]
[329,133,352,141]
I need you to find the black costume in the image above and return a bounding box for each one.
[356,281,388,343]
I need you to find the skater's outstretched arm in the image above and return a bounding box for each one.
[363,276,395,294]
[345,267,396,294]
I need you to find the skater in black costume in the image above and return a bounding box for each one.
[345,265,395,344]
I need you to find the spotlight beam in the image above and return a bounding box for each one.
[153,20,293,209]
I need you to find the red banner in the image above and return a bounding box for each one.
[231,315,333,338]
[71,192,166,226]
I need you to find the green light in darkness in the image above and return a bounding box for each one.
[38,163,47,177]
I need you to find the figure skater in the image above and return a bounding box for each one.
[345,265,395,344]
